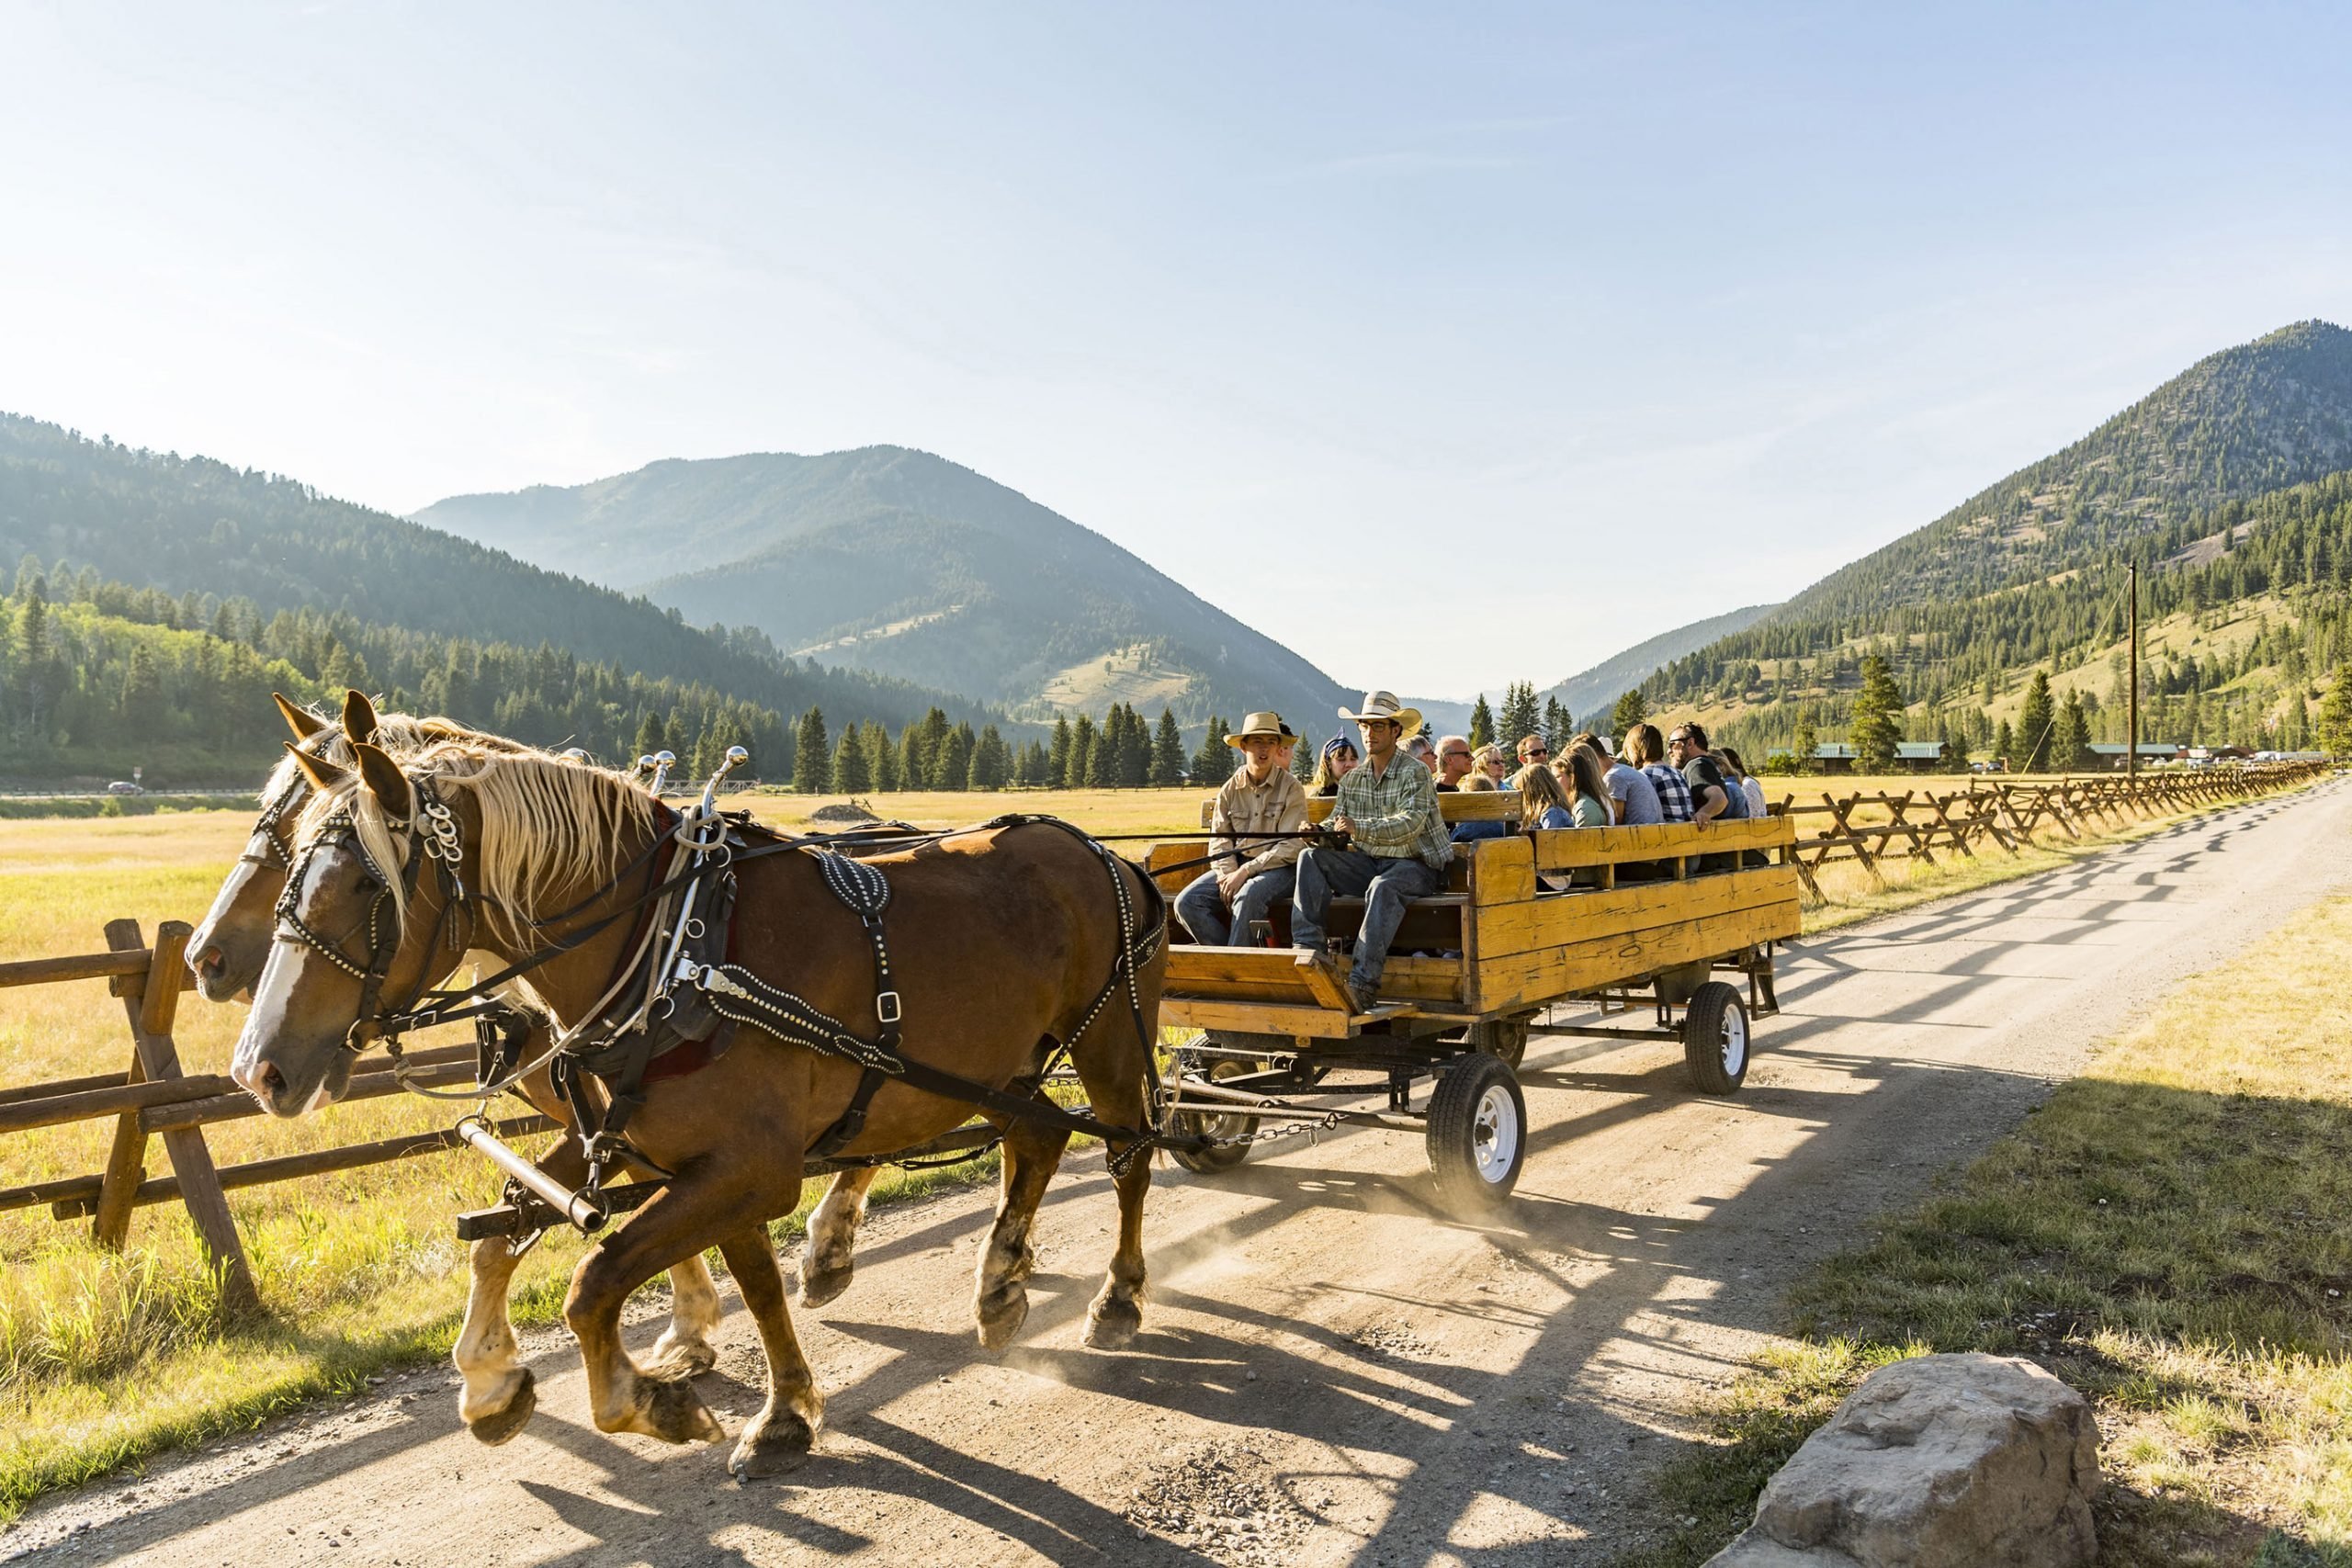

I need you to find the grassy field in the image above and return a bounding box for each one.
[0,774,2307,1519]
[1615,894,2352,1568]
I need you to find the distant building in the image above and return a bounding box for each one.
[1892,741,1950,773]
[2087,742,2183,769]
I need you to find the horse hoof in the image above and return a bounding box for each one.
[798,1262,854,1308]
[643,1374,727,1445]
[1083,1296,1142,1350]
[729,1410,817,1481]
[975,1287,1030,1356]
[464,1368,537,1445]
[644,1332,718,1381]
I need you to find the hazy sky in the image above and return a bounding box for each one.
[6,4,2349,700]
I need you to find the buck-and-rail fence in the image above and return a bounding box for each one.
[0,760,2332,1306]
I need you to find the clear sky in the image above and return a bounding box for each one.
[5,3,2348,701]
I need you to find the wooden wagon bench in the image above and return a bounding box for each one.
[1144,793,1800,1213]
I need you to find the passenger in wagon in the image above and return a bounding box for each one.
[1294,691,1452,1013]
[1433,735,1475,791]
[1510,762,1577,830]
[1719,745,1770,818]
[1669,720,1747,873]
[1451,767,1514,844]
[1309,735,1360,797]
[1575,730,1661,826]
[1625,722,1695,824]
[1515,733,1550,772]
[1174,712,1310,946]
[1474,743,1512,787]
[1561,744,1613,829]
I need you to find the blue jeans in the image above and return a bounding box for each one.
[1175,865,1296,946]
[1291,847,1445,990]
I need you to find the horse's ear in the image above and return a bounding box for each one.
[274,693,327,742]
[341,689,379,746]
[288,740,350,793]
[353,742,415,822]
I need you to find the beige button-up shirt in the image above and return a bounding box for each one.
[1208,765,1311,883]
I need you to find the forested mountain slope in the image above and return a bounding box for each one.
[1629,321,2352,761]
[418,446,1351,728]
[0,415,995,739]
[1538,603,1778,725]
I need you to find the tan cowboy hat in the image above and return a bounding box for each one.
[1337,690,1422,734]
[1225,711,1294,748]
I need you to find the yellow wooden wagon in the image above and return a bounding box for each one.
[1145,793,1800,1213]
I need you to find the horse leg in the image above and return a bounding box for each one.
[645,1250,724,1379]
[1069,1044,1155,1350]
[515,1067,725,1375]
[798,1167,880,1308]
[565,1179,761,1447]
[975,1117,1071,1354]
[718,1226,826,1479]
[455,1234,538,1443]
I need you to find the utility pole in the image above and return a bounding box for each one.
[2127,562,2140,783]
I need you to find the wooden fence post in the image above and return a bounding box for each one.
[96,919,258,1314]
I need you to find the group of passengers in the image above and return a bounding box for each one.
[1171,691,1770,1014]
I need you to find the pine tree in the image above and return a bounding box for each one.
[1047,716,1072,786]
[1543,695,1571,756]
[2052,689,2091,773]
[1499,682,1541,750]
[1150,707,1185,785]
[792,707,831,794]
[1995,718,2017,770]
[831,726,870,793]
[632,710,666,761]
[1191,716,1233,784]
[865,721,900,791]
[1468,694,1494,749]
[1849,654,1903,771]
[1066,716,1096,788]
[932,721,974,789]
[2018,671,2056,773]
[2315,671,2352,756]
[967,725,1010,789]
[1610,689,1647,738]
[1792,715,1818,770]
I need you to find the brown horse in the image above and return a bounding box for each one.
[188,692,727,1416]
[230,739,1166,1478]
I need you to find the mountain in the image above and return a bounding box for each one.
[1632,320,2352,760]
[417,446,1351,732]
[1537,603,1780,725]
[0,414,1005,780]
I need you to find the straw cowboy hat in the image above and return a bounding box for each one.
[1224,712,1297,749]
[1337,690,1421,734]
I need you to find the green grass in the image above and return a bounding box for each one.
[1614,894,2352,1568]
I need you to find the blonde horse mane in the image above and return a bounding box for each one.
[259,713,482,807]
[294,743,655,932]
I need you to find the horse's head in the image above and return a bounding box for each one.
[231,739,477,1115]
[191,692,479,1002]
[231,739,653,1117]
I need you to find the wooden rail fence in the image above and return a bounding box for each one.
[0,919,556,1314]
[1770,761,2330,899]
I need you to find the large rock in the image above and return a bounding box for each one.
[1705,1353,2099,1568]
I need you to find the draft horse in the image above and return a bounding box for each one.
[230,739,1168,1478]
[189,693,731,1397]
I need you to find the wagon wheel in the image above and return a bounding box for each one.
[1464,1015,1531,1070]
[1163,1037,1255,1175]
[1680,981,1750,1096]
[1425,1051,1526,1216]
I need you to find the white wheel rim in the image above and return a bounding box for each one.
[1471,1084,1520,1182]
[1719,1007,1748,1076]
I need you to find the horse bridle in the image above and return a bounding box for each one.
[271,784,476,1053]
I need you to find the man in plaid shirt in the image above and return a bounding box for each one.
[1293,691,1450,1013]
[1626,722,1693,823]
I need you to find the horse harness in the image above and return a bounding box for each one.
[272,795,1176,1220]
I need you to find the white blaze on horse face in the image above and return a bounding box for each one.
[187,829,276,988]
[230,840,367,1114]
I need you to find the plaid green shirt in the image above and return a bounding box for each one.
[1334,753,1451,870]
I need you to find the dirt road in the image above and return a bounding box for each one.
[12,780,2349,1567]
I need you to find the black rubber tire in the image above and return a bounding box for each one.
[1165,1043,1254,1175]
[1466,1015,1531,1070]
[1681,981,1750,1096]
[1424,1051,1526,1217]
